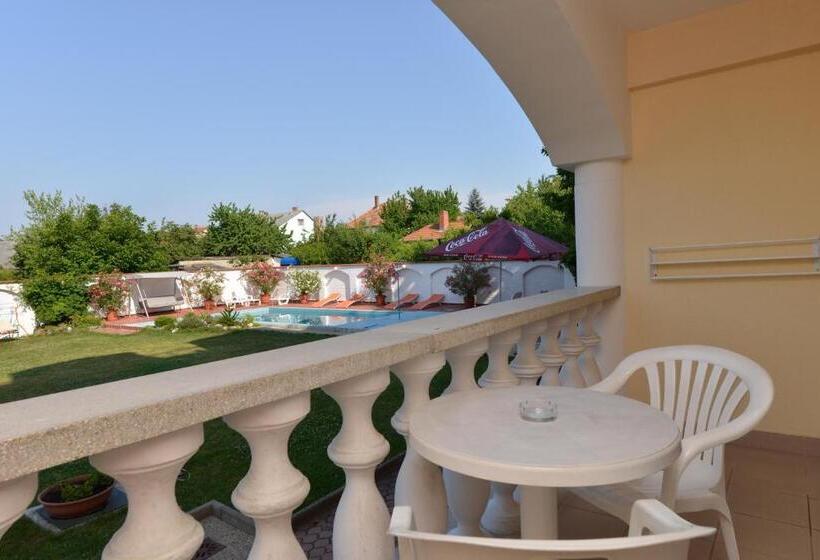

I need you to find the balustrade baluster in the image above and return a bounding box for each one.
[558,308,587,387]
[444,338,488,394]
[537,313,568,386]
[511,320,549,385]
[478,328,522,537]
[392,353,447,533]
[442,339,491,535]
[0,473,37,541]
[90,425,204,560]
[224,393,310,560]
[324,369,392,560]
[578,302,603,385]
[478,328,521,388]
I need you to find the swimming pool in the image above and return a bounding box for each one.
[238,306,443,333]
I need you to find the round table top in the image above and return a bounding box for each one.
[409,386,681,487]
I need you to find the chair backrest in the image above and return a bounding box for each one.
[390,500,713,560]
[597,346,773,476]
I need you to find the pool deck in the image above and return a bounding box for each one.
[101,301,467,333]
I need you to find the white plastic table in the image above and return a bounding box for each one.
[408,385,681,539]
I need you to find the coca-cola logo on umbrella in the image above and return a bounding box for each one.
[444,226,489,252]
[513,227,541,254]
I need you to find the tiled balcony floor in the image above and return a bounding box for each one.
[295,444,819,559]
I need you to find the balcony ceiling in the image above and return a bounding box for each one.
[605,0,744,31]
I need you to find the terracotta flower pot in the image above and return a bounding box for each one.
[299,293,309,304]
[463,295,476,308]
[204,299,216,311]
[38,475,114,520]
[260,293,271,306]
[375,293,386,307]
[106,309,119,322]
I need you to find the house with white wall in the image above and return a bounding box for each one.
[271,207,314,243]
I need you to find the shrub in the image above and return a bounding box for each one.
[288,269,321,297]
[445,262,491,301]
[358,255,398,297]
[58,473,113,503]
[216,309,241,327]
[190,266,224,302]
[69,313,103,329]
[153,316,177,329]
[0,268,19,283]
[88,272,130,313]
[20,274,89,325]
[177,312,208,330]
[243,261,284,295]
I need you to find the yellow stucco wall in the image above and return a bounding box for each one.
[624,20,820,437]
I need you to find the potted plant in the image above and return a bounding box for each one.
[243,261,283,306]
[359,255,398,307]
[288,269,321,304]
[38,471,115,520]
[191,266,224,310]
[445,262,491,308]
[88,272,130,322]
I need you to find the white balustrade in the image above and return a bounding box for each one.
[0,474,37,540]
[90,425,205,560]
[578,302,603,385]
[392,353,448,533]
[537,313,569,386]
[511,320,549,385]
[559,308,587,387]
[324,369,392,560]
[0,288,620,558]
[224,393,311,560]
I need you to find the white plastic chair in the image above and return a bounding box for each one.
[571,346,774,560]
[390,499,714,560]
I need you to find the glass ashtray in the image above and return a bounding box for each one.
[519,399,557,422]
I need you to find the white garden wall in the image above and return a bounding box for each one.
[0,284,36,338]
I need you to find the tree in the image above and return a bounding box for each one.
[204,203,292,257]
[407,186,460,231]
[155,220,204,264]
[502,173,575,272]
[465,188,486,215]
[379,192,411,235]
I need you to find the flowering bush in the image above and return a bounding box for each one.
[358,255,398,297]
[288,269,321,297]
[88,272,130,313]
[445,262,491,304]
[190,266,224,302]
[243,261,284,295]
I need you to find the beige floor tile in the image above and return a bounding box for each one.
[557,505,627,539]
[810,498,820,531]
[812,531,820,560]
[710,512,812,560]
[728,477,810,527]
[727,447,809,496]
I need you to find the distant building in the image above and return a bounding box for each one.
[271,207,314,243]
[402,210,466,242]
[0,240,14,269]
[348,196,384,230]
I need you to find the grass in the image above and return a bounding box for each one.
[0,327,461,559]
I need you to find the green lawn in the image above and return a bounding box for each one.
[0,327,458,559]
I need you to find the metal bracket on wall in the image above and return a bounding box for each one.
[649,236,820,281]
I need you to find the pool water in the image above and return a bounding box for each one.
[239,306,442,332]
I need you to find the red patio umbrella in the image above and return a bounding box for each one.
[426,218,568,301]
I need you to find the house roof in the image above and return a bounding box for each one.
[402,216,466,242]
[269,208,311,227]
[348,204,384,228]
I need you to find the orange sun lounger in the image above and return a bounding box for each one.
[311,292,341,307]
[407,294,445,310]
[384,293,419,310]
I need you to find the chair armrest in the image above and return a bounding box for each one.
[628,500,715,541]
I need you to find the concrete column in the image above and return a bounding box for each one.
[574,159,625,376]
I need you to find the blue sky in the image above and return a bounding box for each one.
[0,1,553,233]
